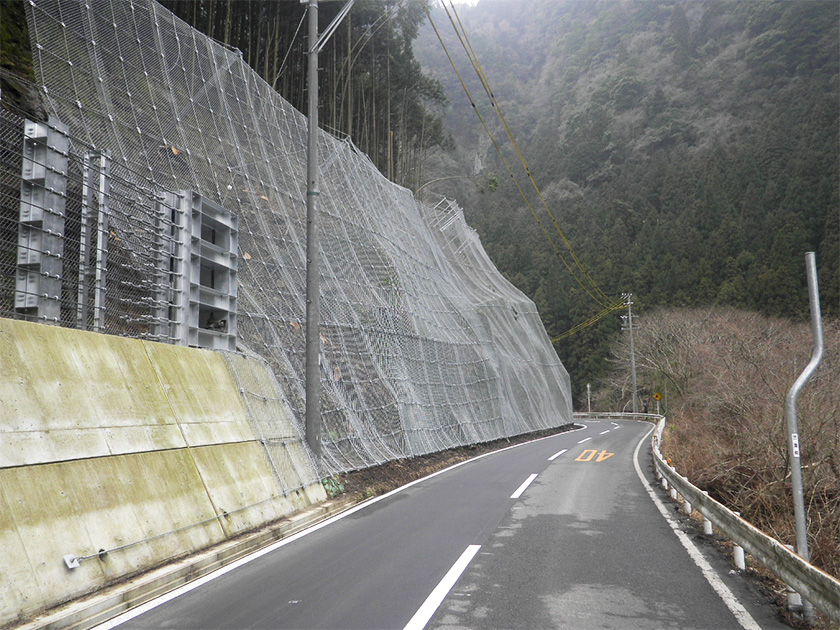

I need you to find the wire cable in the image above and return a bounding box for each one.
[426,2,625,339]
[441,0,614,307]
[424,4,610,311]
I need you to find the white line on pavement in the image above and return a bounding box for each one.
[510,473,539,499]
[632,428,762,630]
[403,545,482,630]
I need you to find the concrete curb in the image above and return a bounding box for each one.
[11,496,359,630]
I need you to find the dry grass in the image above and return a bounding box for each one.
[605,307,839,579]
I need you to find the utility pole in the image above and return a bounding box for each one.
[587,383,591,413]
[304,0,322,459]
[621,293,639,415]
[304,0,355,460]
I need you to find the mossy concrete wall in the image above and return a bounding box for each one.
[0,318,326,626]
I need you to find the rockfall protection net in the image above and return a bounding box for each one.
[16,0,572,474]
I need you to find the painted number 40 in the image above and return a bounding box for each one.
[575,449,614,462]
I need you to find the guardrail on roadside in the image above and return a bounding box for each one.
[574,411,657,422]
[648,416,840,623]
[573,412,840,623]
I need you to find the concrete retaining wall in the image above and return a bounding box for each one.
[0,318,326,626]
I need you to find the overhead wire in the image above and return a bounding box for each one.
[427,1,626,339]
[423,4,605,309]
[444,2,613,307]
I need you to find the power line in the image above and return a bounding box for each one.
[426,1,624,339]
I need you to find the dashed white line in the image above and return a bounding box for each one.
[599,430,610,435]
[548,449,568,461]
[403,545,482,630]
[577,437,592,444]
[510,473,539,499]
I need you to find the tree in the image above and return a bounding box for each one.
[159,0,450,184]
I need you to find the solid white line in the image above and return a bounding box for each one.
[403,544,481,630]
[548,449,568,461]
[510,473,539,499]
[94,426,586,629]
[632,428,762,630]
[577,437,592,444]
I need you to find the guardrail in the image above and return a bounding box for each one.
[647,416,840,623]
[574,411,657,422]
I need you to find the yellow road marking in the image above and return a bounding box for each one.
[575,449,614,462]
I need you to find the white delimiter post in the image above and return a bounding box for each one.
[304,0,322,459]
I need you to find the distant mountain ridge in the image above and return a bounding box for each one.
[415,0,839,401]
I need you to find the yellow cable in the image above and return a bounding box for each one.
[425,4,611,310]
[442,0,613,306]
[550,301,626,343]
[423,6,601,305]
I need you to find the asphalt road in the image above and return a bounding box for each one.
[103,420,789,630]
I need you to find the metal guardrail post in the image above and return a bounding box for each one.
[650,416,840,622]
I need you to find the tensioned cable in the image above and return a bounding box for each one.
[426,2,625,338]
[273,9,307,88]
[423,5,609,311]
[550,302,625,342]
[441,0,615,308]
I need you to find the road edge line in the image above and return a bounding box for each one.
[632,427,762,630]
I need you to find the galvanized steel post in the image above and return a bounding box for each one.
[784,251,824,623]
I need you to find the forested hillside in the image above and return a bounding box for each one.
[3,0,837,408]
[1,0,451,189]
[415,0,839,404]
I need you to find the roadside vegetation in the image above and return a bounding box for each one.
[601,306,839,583]
[415,0,838,405]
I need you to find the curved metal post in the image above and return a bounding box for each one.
[784,251,824,622]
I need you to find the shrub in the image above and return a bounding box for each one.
[606,307,839,576]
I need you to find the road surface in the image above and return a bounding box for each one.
[102,420,788,629]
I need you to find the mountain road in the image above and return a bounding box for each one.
[102,420,789,630]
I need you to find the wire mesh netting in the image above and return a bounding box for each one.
[8,0,573,475]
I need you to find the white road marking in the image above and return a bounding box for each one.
[632,428,762,630]
[599,430,610,435]
[548,449,568,461]
[403,545,482,630]
[93,426,586,629]
[510,473,539,499]
[577,437,592,444]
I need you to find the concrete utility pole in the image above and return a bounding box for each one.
[304,0,322,459]
[304,0,355,460]
[784,252,824,624]
[621,293,639,414]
